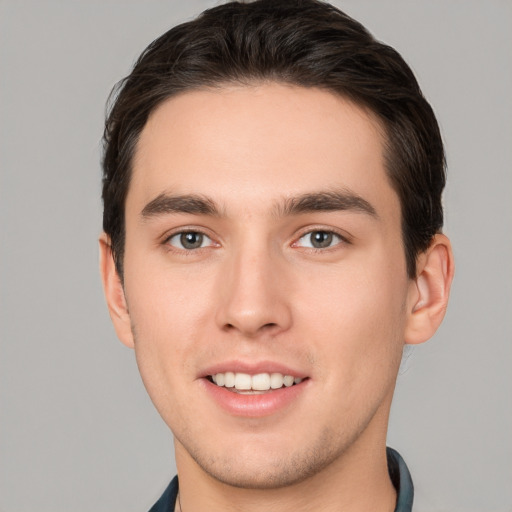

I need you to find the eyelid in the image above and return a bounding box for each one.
[159,225,350,252]
[162,227,220,250]
[291,226,351,249]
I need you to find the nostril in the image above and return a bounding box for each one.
[223,321,278,333]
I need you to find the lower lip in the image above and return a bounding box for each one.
[201,378,308,417]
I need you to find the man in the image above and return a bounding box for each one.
[99,1,454,511]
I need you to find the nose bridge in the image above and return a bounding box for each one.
[215,233,291,336]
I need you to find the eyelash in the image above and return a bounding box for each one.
[292,228,350,252]
[163,229,217,253]
[162,227,350,254]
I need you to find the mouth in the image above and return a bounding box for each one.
[207,372,305,394]
[200,362,309,417]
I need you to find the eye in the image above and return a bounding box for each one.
[166,231,213,250]
[295,230,344,249]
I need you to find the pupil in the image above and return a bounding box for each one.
[311,231,332,248]
[181,232,203,249]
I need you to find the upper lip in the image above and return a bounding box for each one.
[199,360,308,379]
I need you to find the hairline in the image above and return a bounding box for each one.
[113,80,417,280]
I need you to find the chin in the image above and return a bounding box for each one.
[177,425,350,490]
[197,457,332,490]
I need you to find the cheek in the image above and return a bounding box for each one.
[122,256,219,380]
[124,272,209,425]
[125,242,212,326]
[299,259,408,379]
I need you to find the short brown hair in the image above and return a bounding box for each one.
[102,0,445,279]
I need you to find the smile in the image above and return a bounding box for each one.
[210,372,303,393]
[202,366,309,417]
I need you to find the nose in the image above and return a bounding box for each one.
[215,244,292,338]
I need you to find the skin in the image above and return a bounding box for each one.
[100,83,454,512]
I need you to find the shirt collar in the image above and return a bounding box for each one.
[387,446,414,512]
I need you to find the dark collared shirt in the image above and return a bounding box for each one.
[149,447,413,512]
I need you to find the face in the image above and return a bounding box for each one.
[120,84,414,488]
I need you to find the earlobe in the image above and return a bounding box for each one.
[99,233,135,349]
[404,234,454,345]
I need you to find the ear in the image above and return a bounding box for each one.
[404,233,454,345]
[99,233,135,348]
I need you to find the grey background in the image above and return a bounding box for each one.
[1,1,511,511]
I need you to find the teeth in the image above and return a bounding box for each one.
[234,373,252,390]
[212,372,303,391]
[270,372,284,389]
[252,373,270,391]
[224,371,235,388]
[283,375,294,387]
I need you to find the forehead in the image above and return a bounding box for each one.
[128,83,398,220]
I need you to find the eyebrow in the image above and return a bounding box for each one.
[140,189,377,220]
[141,193,221,218]
[276,189,378,218]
